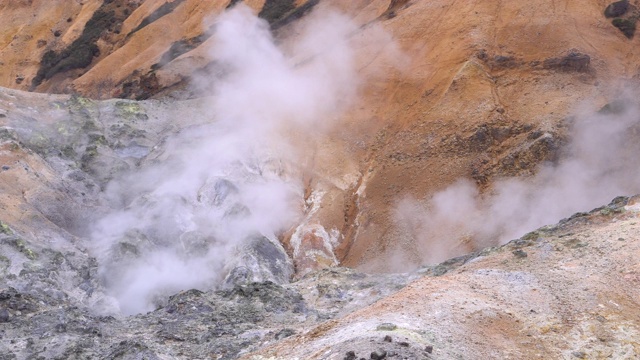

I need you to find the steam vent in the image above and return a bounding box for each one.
[2,0,640,358]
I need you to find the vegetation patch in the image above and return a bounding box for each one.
[603,0,638,39]
[258,0,296,25]
[382,0,412,19]
[271,0,320,30]
[604,0,630,18]
[258,0,320,30]
[118,71,161,100]
[598,100,628,115]
[129,0,186,36]
[32,32,101,88]
[32,0,137,89]
[612,18,636,38]
[153,34,211,70]
[226,0,243,9]
[542,51,591,72]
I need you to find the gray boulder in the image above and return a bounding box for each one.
[224,235,294,288]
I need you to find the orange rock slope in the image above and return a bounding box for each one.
[287,0,640,274]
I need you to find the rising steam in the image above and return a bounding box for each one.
[394,101,640,267]
[90,5,360,315]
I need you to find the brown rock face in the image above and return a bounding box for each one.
[300,0,640,273]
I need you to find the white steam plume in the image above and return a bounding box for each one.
[90,5,360,315]
[394,101,640,267]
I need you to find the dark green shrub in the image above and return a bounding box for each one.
[155,34,211,68]
[129,0,186,35]
[258,0,296,25]
[598,100,628,115]
[604,0,629,18]
[226,0,242,9]
[32,9,114,88]
[257,0,319,29]
[612,18,636,38]
[271,0,319,30]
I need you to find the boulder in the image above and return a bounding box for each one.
[223,235,294,287]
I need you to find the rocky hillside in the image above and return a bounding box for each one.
[0,0,325,99]
[245,198,640,359]
[5,0,640,274]
[3,195,639,359]
[1,0,640,359]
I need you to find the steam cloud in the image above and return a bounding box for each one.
[88,2,637,314]
[90,5,361,315]
[394,101,640,267]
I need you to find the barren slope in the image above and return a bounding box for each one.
[285,0,640,273]
[244,197,640,359]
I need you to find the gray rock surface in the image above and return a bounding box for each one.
[2,88,640,359]
[1,87,417,359]
[0,87,298,315]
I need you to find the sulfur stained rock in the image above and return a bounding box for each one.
[289,223,340,277]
